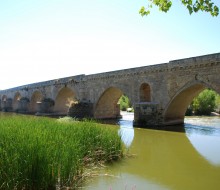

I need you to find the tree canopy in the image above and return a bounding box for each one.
[139,0,219,16]
[119,95,132,111]
[186,89,220,116]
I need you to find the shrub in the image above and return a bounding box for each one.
[119,95,132,111]
[186,89,219,116]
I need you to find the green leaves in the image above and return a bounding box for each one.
[140,0,219,16]
[140,0,172,16]
[119,95,132,111]
[191,0,219,16]
[186,89,219,116]
[139,6,151,16]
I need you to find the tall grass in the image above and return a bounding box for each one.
[0,115,124,189]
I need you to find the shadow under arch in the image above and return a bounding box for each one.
[164,80,217,125]
[13,92,21,111]
[1,95,7,106]
[1,95,7,111]
[53,87,77,115]
[29,91,43,113]
[2,95,7,101]
[94,87,130,119]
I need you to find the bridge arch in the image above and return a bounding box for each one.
[94,86,129,119]
[140,83,151,102]
[29,91,43,113]
[1,95,7,110]
[164,80,218,125]
[13,92,21,111]
[2,95,7,102]
[53,87,77,114]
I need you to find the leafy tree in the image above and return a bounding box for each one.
[215,93,220,113]
[186,89,218,116]
[119,95,132,111]
[140,0,219,17]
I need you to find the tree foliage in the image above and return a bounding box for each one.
[215,93,220,113]
[140,0,219,16]
[119,95,132,111]
[186,89,219,116]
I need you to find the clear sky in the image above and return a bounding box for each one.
[0,0,219,90]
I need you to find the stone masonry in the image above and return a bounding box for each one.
[0,53,220,126]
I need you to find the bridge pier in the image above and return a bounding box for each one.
[1,98,13,112]
[68,101,93,118]
[37,98,55,114]
[133,102,163,126]
[17,97,30,113]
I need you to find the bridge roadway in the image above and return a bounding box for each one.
[0,53,220,126]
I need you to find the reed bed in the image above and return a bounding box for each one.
[0,115,124,189]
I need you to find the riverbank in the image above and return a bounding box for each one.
[0,114,124,189]
[211,112,220,116]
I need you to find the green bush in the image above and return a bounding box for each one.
[186,89,219,116]
[119,95,132,111]
[215,93,220,113]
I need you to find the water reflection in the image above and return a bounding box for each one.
[1,112,220,189]
[185,116,220,136]
[118,112,134,148]
[184,116,220,166]
[85,113,220,190]
[118,113,220,167]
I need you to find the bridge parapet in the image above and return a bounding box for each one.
[85,63,169,81]
[168,53,220,70]
[0,74,86,93]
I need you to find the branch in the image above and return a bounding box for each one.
[139,0,219,16]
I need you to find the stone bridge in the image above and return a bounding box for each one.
[0,53,220,126]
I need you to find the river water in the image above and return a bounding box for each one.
[84,112,220,190]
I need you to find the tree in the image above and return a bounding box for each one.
[139,0,219,17]
[215,93,220,113]
[119,95,132,111]
[186,89,218,116]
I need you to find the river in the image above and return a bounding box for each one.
[83,112,220,190]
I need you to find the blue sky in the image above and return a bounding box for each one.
[0,0,219,90]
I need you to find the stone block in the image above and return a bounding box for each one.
[133,102,163,126]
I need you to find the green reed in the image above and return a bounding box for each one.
[0,115,124,189]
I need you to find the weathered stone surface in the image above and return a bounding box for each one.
[68,101,93,118]
[0,53,220,126]
[38,98,55,113]
[17,97,30,113]
[1,98,13,112]
[134,102,163,126]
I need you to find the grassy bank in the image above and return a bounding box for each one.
[0,115,124,189]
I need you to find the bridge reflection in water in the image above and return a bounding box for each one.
[84,113,220,190]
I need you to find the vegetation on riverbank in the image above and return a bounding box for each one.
[0,115,124,189]
[119,95,133,111]
[186,89,220,116]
